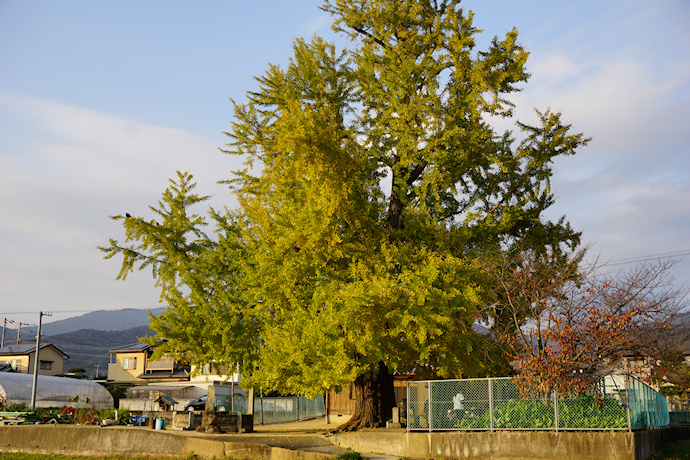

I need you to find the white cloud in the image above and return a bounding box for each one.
[0,94,242,317]
[506,15,690,287]
[529,54,581,86]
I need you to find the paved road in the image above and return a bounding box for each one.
[163,415,401,459]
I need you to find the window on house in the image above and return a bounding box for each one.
[39,360,53,370]
[123,357,137,369]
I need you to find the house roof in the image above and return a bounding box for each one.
[130,385,187,391]
[155,395,178,405]
[0,343,69,359]
[108,342,151,353]
[138,368,189,380]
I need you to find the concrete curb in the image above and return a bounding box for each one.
[0,425,341,459]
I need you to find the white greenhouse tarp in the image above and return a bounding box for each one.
[0,373,113,409]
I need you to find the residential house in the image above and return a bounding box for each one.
[107,342,190,385]
[0,343,69,376]
[108,341,242,411]
[107,342,151,384]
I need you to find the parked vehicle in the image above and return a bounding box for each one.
[184,395,207,411]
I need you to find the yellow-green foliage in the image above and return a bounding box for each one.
[102,0,587,400]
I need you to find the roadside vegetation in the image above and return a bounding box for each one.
[0,403,130,426]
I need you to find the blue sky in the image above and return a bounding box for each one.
[1,0,689,326]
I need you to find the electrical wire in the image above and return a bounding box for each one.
[603,249,690,267]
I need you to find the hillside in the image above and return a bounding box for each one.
[47,325,157,377]
[1,308,164,378]
[41,307,164,336]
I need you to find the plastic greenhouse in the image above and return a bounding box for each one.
[0,373,113,409]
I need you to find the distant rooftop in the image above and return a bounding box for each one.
[108,342,151,353]
[139,368,189,380]
[0,343,69,358]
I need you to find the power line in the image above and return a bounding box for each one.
[604,249,690,267]
[0,306,163,316]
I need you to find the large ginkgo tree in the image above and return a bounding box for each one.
[103,0,589,430]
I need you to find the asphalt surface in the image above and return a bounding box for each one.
[162,415,401,459]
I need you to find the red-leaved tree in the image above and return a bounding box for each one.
[482,247,688,395]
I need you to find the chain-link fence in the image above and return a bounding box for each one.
[200,391,325,425]
[408,374,668,432]
[667,399,690,425]
[253,394,325,425]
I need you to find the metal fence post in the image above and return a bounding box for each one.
[428,381,433,432]
[406,381,410,432]
[554,391,559,432]
[488,378,494,432]
[625,375,633,432]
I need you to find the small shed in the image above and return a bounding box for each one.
[0,372,113,409]
[155,395,178,411]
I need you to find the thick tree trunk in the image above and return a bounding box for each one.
[387,190,404,230]
[339,361,396,431]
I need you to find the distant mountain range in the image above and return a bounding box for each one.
[1,308,164,378]
[42,307,165,336]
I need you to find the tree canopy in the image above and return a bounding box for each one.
[102,0,591,429]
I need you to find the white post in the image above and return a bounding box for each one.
[488,378,494,432]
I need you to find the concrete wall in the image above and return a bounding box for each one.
[0,426,222,458]
[330,428,690,460]
[0,426,331,460]
[2,425,688,459]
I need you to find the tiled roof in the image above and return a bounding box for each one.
[108,342,151,353]
[0,343,69,359]
[138,368,189,380]
[156,395,178,405]
[130,385,187,391]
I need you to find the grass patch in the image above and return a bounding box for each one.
[650,439,690,460]
[334,452,363,460]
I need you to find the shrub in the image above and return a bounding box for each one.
[453,394,627,430]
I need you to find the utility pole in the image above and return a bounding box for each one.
[1,318,11,348]
[16,322,23,344]
[30,311,51,409]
